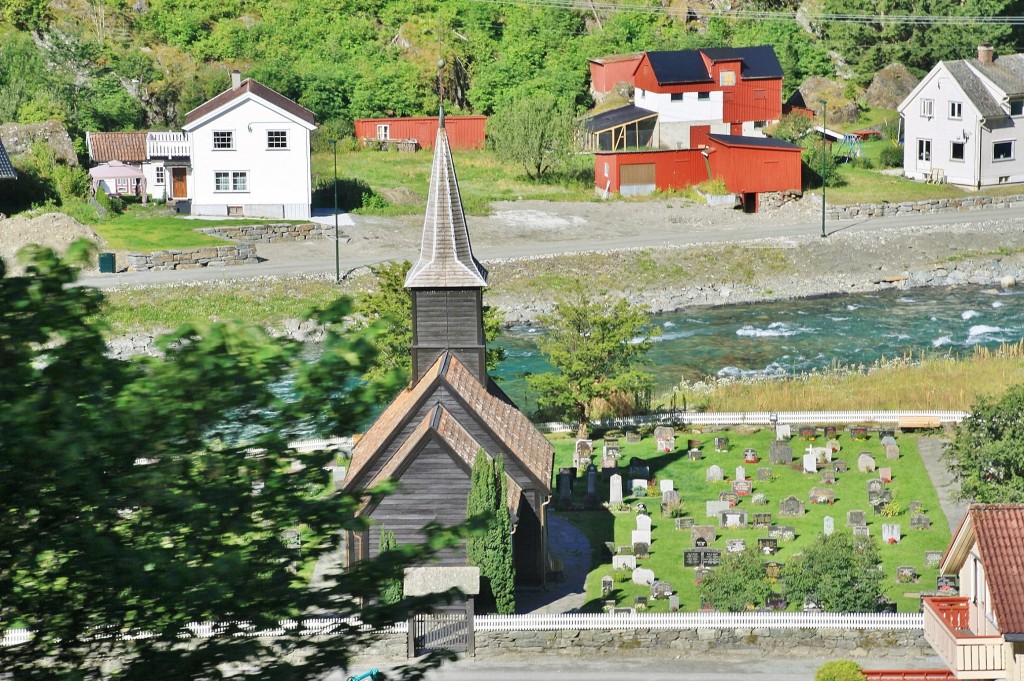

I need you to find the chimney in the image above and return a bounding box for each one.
[979,43,994,64]
[231,70,242,89]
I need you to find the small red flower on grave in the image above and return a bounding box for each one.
[887,537,898,544]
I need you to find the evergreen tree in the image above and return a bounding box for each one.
[378,526,404,605]
[466,449,516,613]
[489,455,516,614]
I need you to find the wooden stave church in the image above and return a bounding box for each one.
[341,113,555,588]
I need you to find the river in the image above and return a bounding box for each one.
[491,285,1024,409]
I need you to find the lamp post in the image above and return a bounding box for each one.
[819,99,827,238]
[328,138,340,283]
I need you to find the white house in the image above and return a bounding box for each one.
[899,44,1024,187]
[182,72,316,219]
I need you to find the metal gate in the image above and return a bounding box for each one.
[408,600,474,657]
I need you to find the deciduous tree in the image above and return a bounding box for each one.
[699,547,772,611]
[945,383,1024,502]
[782,531,883,612]
[487,93,579,181]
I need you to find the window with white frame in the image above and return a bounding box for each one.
[951,141,965,161]
[155,166,165,184]
[215,171,248,192]
[213,131,234,149]
[949,101,962,119]
[994,140,1014,161]
[376,124,390,141]
[267,130,288,148]
[920,99,934,118]
[1012,100,1024,116]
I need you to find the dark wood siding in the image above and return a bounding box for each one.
[513,498,544,584]
[412,289,486,382]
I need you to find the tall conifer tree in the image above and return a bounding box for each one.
[466,449,516,613]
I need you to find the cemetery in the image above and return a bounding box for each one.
[549,425,951,613]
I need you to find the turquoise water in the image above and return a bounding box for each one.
[491,286,1024,409]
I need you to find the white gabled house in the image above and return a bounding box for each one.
[182,72,317,218]
[899,44,1024,187]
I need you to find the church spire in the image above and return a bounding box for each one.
[404,112,488,289]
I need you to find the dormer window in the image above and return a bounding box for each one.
[720,71,736,86]
[1011,99,1024,116]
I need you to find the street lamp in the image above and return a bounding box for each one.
[819,99,827,238]
[328,138,341,283]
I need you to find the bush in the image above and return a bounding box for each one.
[815,660,864,681]
[878,144,904,168]
[311,176,389,212]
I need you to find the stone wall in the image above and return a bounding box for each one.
[358,627,932,661]
[828,194,1024,221]
[197,222,327,242]
[126,243,258,271]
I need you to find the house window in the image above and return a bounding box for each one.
[213,131,234,149]
[267,130,288,148]
[994,141,1014,160]
[697,92,710,101]
[155,166,165,185]
[949,101,962,119]
[603,162,609,177]
[115,177,129,193]
[918,139,931,162]
[754,120,768,129]
[951,141,965,161]
[376,124,390,141]
[227,206,243,216]
[920,99,934,118]
[671,93,683,101]
[719,71,736,86]
[215,171,249,192]
[1012,100,1024,116]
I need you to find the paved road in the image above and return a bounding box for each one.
[917,437,969,534]
[76,202,1024,289]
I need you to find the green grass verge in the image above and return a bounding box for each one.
[549,429,950,613]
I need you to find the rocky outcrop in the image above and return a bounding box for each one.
[791,78,859,125]
[0,121,78,166]
[865,64,919,110]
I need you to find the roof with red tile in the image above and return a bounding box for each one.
[87,132,148,163]
[970,504,1024,634]
[183,78,315,127]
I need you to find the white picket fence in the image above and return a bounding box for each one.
[540,410,968,433]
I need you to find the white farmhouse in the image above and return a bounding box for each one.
[899,44,1024,187]
[182,72,317,219]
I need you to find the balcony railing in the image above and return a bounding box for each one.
[923,597,1006,679]
[147,132,190,159]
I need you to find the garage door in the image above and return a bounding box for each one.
[620,163,656,196]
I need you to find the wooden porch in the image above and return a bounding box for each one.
[923,597,1007,679]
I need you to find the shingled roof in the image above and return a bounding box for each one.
[0,138,16,179]
[404,115,488,289]
[86,131,148,163]
[183,78,315,128]
[945,61,1010,120]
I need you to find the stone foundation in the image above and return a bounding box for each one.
[126,243,258,271]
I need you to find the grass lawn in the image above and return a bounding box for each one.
[548,427,951,613]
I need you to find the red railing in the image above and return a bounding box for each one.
[863,670,956,681]
[926,597,970,633]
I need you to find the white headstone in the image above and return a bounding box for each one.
[858,453,877,473]
[609,474,623,506]
[332,466,347,485]
[631,529,652,546]
[776,424,791,440]
[803,453,818,473]
[660,479,674,493]
[631,479,648,495]
[706,465,724,483]
[612,554,637,570]
[636,514,652,533]
[824,516,835,536]
[632,567,656,586]
[735,466,746,481]
[706,500,730,517]
[882,524,901,543]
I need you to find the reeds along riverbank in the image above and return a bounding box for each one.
[667,342,1024,413]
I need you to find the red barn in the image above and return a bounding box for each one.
[354,116,486,150]
[588,53,644,96]
[594,149,708,196]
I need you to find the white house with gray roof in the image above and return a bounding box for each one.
[899,44,1024,187]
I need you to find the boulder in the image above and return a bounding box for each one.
[865,64,920,110]
[790,77,860,125]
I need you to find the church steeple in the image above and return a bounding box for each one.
[405,112,488,383]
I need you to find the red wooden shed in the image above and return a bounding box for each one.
[706,134,802,211]
[594,149,708,196]
[353,116,487,150]
[588,53,644,95]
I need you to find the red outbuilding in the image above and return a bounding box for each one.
[354,116,487,150]
[588,53,644,96]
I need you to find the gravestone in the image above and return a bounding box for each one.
[925,551,943,568]
[603,438,620,458]
[692,525,716,547]
[587,469,597,495]
[660,479,675,493]
[633,541,650,558]
[331,466,347,486]
[574,439,594,469]
[764,561,783,579]
[769,525,796,541]
[651,580,673,599]
[937,575,958,593]
[867,479,885,496]
[735,465,747,481]
[706,465,724,483]
[702,549,722,566]
[629,460,651,479]
[852,524,870,538]
[779,496,805,516]
[558,472,571,501]
[808,487,835,504]
[847,510,866,526]
[770,442,793,465]
[896,566,918,583]
[823,516,835,536]
[775,425,791,440]
[751,493,768,506]
[602,454,618,471]
[821,469,836,485]
[809,445,831,463]
[718,509,748,529]
[669,595,680,612]
[601,575,613,595]
[826,438,841,453]
[609,474,624,506]
[612,554,636,570]
[879,467,892,483]
[758,537,779,555]
[675,516,694,530]
[662,489,680,514]
[882,524,901,543]
[655,426,675,453]
[714,437,730,452]
[626,431,641,444]
[631,479,648,496]
[909,501,923,514]
[803,453,818,473]
[850,426,869,440]
[911,514,931,530]
[719,491,739,505]
[757,467,773,482]
[636,514,652,533]
[832,459,848,473]
[885,443,900,460]
[732,480,752,496]
[683,548,704,567]
[632,567,656,586]
[858,453,876,473]
[881,435,897,447]
[799,426,817,440]
[753,512,773,529]
[688,448,702,462]
[631,530,652,546]
[824,425,837,437]
[743,449,759,464]
[706,500,730,518]
[726,538,746,553]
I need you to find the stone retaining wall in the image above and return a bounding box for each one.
[197,222,327,242]
[828,194,1024,221]
[358,627,932,660]
[126,243,258,271]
